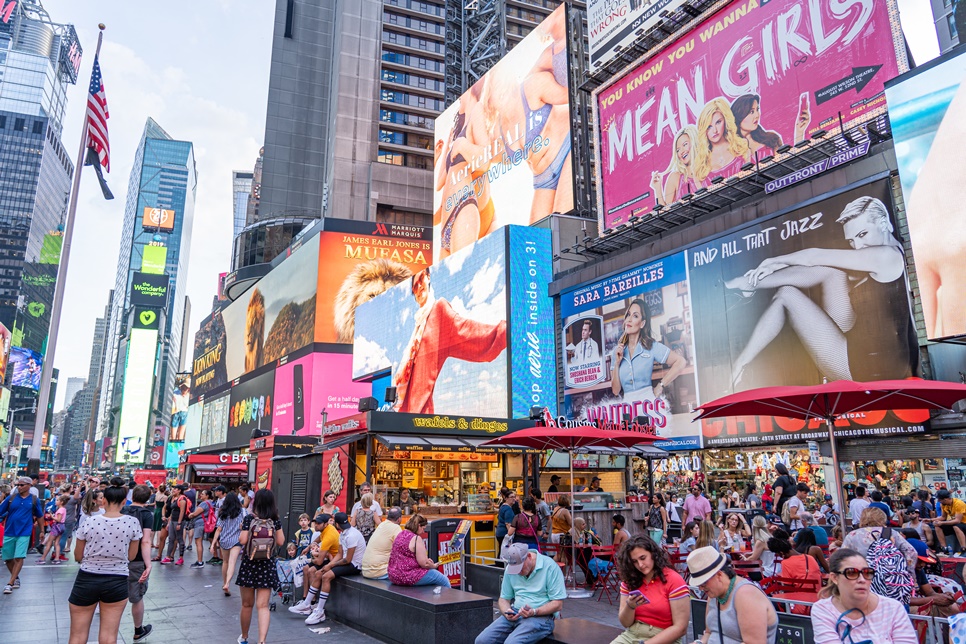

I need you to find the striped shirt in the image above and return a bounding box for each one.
[619,568,689,629]
[217,513,244,548]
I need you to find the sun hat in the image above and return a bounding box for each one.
[687,546,728,586]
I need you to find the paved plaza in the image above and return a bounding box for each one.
[0,557,624,643]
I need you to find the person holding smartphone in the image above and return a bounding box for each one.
[614,535,690,644]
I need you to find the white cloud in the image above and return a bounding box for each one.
[353,335,390,377]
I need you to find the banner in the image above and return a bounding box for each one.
[588,0,687,71]
[433,4,573,261]
[688,181,923,445]
[192,311,227,398]
[560,252,701,450]
[596,0,904,230]
[886,47,966,340]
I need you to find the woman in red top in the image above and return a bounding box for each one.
[614,535,690,644]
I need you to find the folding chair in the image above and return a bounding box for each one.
[589,545,618,604]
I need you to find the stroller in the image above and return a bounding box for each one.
[270,559,296,611]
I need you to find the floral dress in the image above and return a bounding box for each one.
[235,515,282,590]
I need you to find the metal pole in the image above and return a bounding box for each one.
[825,393,846,527]
[567,450,592,598]
[29,26,106,459]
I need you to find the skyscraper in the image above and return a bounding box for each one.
[95,119,196,465]
[0,0,83,448]
[231,171,253,238]
[931,0,963,53]
[61,377,85,411]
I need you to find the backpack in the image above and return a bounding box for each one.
[647,506,663,529]
[355,508,376,541]
[781,499,792,525]
[245,517,277,561]
[203,501,217,534]
[866,526,915,605]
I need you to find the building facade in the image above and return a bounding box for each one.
[95,119,196,465]
[0,0,82,447]
[231,170,253,239]
[931,0,962,53]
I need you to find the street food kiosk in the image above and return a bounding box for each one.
[318,410,537,559]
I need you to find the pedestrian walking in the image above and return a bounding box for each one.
[121,484,154,642]
[161,484,189,565]
[212,492,245,596]
[236,488,285,644]
[187,488,215,567]
[0,477,43,594]
[68,478,143,644]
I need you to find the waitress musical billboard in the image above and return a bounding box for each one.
[595,0,905,230]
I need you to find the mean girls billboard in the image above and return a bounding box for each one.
[562,180,925,448]
[595,0,906,230]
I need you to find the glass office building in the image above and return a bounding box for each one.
[0,0,81,448]
[96,119,196,462]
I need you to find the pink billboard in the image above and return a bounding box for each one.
[596,0,905,230]
[272,353,370,436]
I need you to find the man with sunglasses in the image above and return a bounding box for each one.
[811,548,918,643]
[0,477,43,594]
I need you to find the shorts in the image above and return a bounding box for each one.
[330,564,362,578]
[2,535,30,560]
[172,411,187,426]
[128,561,149,604]
[940,524,966,538]
[69,570,129,606]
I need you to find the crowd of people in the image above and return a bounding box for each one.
[2,470,966,643]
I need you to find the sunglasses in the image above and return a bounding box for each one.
[835,612,873,644]
[834,567,875,581]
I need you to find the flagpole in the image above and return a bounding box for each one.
[27,25,106,463]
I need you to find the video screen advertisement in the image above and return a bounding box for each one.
[315,218,432,344]
[192,310,227,398]
[587,0,686,72]
[353,226,556,418]
[0,322,10,385]
[115,307,162,465]
[199,393,229,448]
[433,4,574,261]
[272,353,371,436]
[226,369,275,449]
[8,347,42,390]
[562,180,926,448]
[595,0,906,230]
[886,47,966,340]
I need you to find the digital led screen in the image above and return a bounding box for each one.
[115,327,159,464]
[142,207,175,232]
[433,4,573,261]
[130,272,169,308]
[199,394,229,447]
[354,230,508,417]
[226,369,275,449]
[886,47,966,340]
[141,245,167,275]
[9,346,43,390]
[272,353,371,436]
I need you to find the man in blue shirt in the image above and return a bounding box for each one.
[0,477,43,594]
[869,490,892,522]
[475,543,567,644]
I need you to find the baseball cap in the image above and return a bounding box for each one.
[333,512,351,530]
[16,476,31,485]
[316,513,333,526]
[501,543,531,574]
[824,494,833,501]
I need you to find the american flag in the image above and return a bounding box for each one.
[87,55,110,172]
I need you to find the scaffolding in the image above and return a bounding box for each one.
[445,0,507,106]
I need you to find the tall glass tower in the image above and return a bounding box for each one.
[0,0,82,449]
[95,119,196,465]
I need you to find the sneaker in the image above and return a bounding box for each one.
[58,555,68,561]
[160,557,173,565]
[174,558,184,566]
[190,561,204,569]
[35,558,46,565]
[133,624,153,642]
[3,585,11,594]
[52,559,61,565]
[305,607,326,625]
[206,557,220,565]
[186,545,192,551]
[12,578,20,589]
[289,599,313,615]
[237,636,248,644]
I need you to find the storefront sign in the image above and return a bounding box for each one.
[808,441,821,465]
[370,411,534,438]
[595,0,905,229]
[764,142,870,193]
[218,452,249,464]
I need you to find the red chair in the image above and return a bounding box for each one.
[763,576,819,615]
[732,559,763,580]
[541,543,574,582]
[589,545,618,604]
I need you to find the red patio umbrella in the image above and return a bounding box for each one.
[694,378,966,519]
[482,424,662,597]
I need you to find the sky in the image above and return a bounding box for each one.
[46,0,940,411]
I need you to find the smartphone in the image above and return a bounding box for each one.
[800,92,809,112]
[628,590,649,603]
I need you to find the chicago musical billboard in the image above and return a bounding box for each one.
[886,47,966,340]
[595,0,906,230]
[433,4,573,260]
